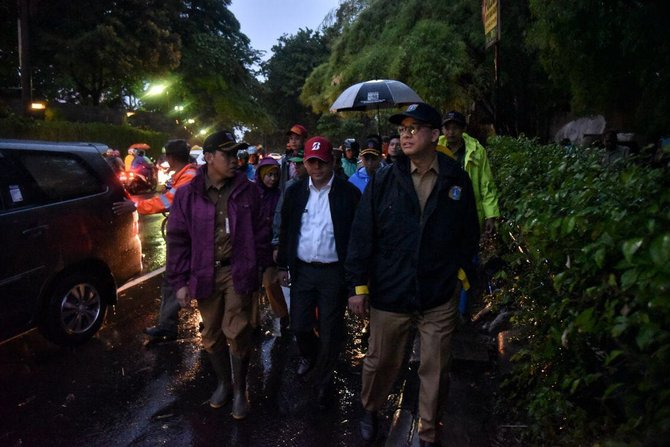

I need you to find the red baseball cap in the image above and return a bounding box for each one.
[286,124,308,138]
[304,136,333,163]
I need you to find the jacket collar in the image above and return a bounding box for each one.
[393,151,461,215]
[192,165,249,198]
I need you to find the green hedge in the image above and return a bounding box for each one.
[487,136,670,445]
[0,117,168,160]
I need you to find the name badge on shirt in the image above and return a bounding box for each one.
[448,186,462,201]
[225,217,230,234]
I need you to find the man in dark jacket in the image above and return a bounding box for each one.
[167,130,263,420]
[346,103,480,447]
[277,136,361,407]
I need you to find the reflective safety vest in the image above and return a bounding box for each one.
[136,163,197,215]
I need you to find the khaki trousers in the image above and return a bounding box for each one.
[198,266,252,357]
[361,286,460,443]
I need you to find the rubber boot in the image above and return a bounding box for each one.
[208,349,232,408]
[230,354,250,419]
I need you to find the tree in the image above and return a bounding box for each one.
[0,0,20,105]
[491,0,569,138]
[169,0,268,129]
[29,0,181,106]
[302,0,489,114]
[528,0,670,137]
[0,0,266,130]
[259,28,330,149]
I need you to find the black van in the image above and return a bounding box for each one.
[0,140,143,345]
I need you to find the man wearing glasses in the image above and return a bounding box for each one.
[166,130,264,420]
[346,103,480,446]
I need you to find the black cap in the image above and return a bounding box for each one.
[389,103,441,129]
[362,137,381,152]
[164,139,189,155]
[442,111,467,127]
[202,130,248,153]
[343,138,359,152]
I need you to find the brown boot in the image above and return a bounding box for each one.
[230,354,250,419]
[208,349,232,408]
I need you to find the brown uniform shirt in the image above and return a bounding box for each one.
[205,175,233,262]
[410,154,439,215]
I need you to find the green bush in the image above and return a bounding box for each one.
[487,136,670,445]
[0,117,168,160]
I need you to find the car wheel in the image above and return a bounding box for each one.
[41,273,108,346]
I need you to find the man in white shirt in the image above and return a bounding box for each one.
[276,136,361,408]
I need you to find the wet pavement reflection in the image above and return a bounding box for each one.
[137,211,167,273]
[0,212,498,447]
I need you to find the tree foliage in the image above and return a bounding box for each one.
[301,0,488,116]
[488,137,670,444]
[0,0,264,128]
[170,0,267,129]
[527,0,670,137]
[258,28,329,149]
[29,0,181,106]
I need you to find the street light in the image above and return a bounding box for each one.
[145,83,167,97]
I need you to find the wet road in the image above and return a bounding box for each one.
[0,211,499,447]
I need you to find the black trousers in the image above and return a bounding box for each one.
[290,261,347,387]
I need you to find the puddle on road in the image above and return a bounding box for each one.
[138,213,166,272]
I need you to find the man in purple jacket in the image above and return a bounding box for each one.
[166,129,264,420]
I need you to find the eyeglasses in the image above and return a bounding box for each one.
[397,124,431,136]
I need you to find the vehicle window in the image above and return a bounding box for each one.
[0,150,46,211]
[17,151,104,202]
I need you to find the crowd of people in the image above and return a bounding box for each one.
[111,102,501,447]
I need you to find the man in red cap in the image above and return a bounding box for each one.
[280,124,308,193]
[276,136,361,408]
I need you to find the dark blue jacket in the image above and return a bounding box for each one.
[345,152,480,313]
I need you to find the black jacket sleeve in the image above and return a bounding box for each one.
[344,169,381,296]
[276,182,297,270]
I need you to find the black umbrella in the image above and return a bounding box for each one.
[330,79,424,133]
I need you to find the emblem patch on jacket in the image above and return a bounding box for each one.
[448,185,462,200]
